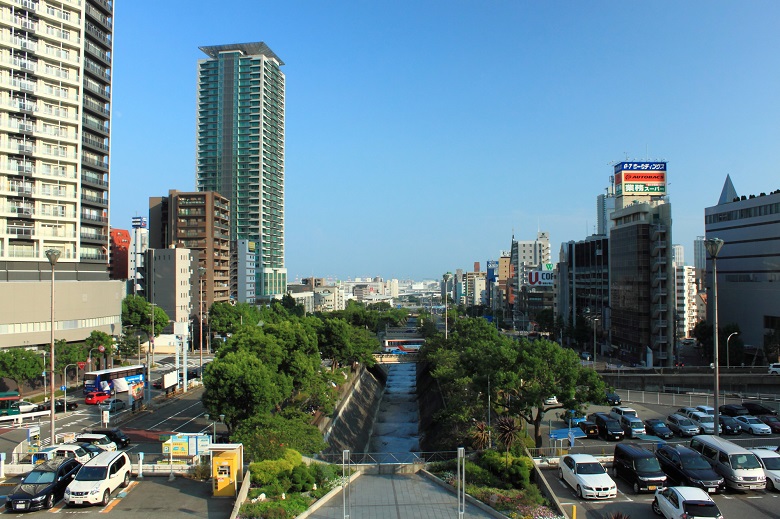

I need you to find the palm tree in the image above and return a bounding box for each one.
[495,416,522,468]
[470,421,490,451]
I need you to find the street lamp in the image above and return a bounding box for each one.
[39,351,47,403]
[204,413,225,443]
[88,346,104,371]
[198,267,206,373]
[726,332,739,369]
[593,318,600,367]
[442,273,451,340]
[62,364,76,411]
[45,248,60,447]
[705,237,725,437]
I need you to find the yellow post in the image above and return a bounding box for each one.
[572,504,576,519]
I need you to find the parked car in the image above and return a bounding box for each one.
[655,444,725,493]
[719,403,750,417]
[758,414,780,433]
[719,415,743,435]
[84,428,130,449]
[749,448,780,491]
[620,415,646,438]
[588,412,625,441]
[768,362,780,375]
[676,407,699,419]
[741,401,778,416]
[544,396,558,406]
[644,418,674,439]
[578,420,599,439]
[580,351,592,361]
[612,443,667,493]
[9,401,38,414]
[80,442,102,459]
[5,457,81,511]
[695,405,715,416]
[605,392,622,406]
[152,380,163,389]
[652,486,723,519]
[558,454,617,500]
[689,411,720,435]
[98,399,126,413]
[84,391,111,405]
[666,414,701,437]
[610,406,638,421]
[734,415,772,435]
[64,451,130,506]
[37,399,79,413]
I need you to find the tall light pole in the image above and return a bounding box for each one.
[39,351,47,404]
[443,273,451,340]
[45,249,60,446]
[62,363,76,411]
[705,237,724,437]
[198,267,206,373]
[726,332,739,369]
[593,318,600,367]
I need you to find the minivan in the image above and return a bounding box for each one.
[588,412,625,441]
[613,443,667,493]
[85,428,130,449]
[64,451,131,506]
[666,413,701,437]
[74,433,116,452]
[689,435,766,490]
[620,416,646,438]
[609,406,638,421]
[689,411,720,435]
[768,363,780,375]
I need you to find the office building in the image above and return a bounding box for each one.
[704,176,780,349]
[129,216,148,296]
[509,232,552,329]
[196,42,286,298]
[232,239,256,304]
[609,161,674,367]
[672,244,684,267]
[145,248,197,332]
[0,0,122,347]
[108,228,129,280]
[149,190,230,310]
[597,178,616,235]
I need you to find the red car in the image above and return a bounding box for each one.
[758,414,780,433]
[84,391,111,405]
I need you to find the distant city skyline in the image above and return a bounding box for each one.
[109,1,780,280]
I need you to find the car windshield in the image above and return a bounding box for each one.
[681,455,712,470]
[729,454,761,470]
[764,416,780,423]
[761,457,780,470]
[635,458,661,471]
[678,418,695,426]
[606,422,622,431]
[743,417,761,424]
[76,466,107,481]
[683,502,721,517]
[697,415,714,424]
[576,462,605,475]
[24,471,55,484]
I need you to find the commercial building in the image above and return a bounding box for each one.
[675,264,697,339]
[129,216,148,296]
[0,0,122,347]
[704,176,780,350]
[196,42,286,299]
[509,232,552,330]
[108,228,129,280]
[609,162,674,367]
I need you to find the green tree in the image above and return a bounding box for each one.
[232,411,326,462]
[121,295,169,344]
[0,349,43,396]
[535,309,556,334]
[201,350,292,433]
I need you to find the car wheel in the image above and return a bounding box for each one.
[768,478,775,492]
[652,497,662,515]
[558,468,563,480]
[101,489,110,506]
[577,485,584,499]
[44,493,54,509]
[121,471,130,488]
[633,482,640,494]
[612,465,618,477]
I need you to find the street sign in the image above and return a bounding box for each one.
[60,385,66,391]
[77,361,86,369]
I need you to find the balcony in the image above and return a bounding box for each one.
[84,22,111,48]
[82,135,109,152]
[81,174,107,188]
[82,155,109,171]
[652,256,667,270]
[81,193,108,206]
[91,0,113,15]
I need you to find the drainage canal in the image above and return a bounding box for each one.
[368,363,419,462]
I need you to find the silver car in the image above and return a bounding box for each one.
[667,413,701,437]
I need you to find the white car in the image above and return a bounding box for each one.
[10,401,38,414]
[695,405,715,416]
[652,486,722,519]
[544,396,558,405]
[558,454,617,500]
[734,415,772,435]
[750,448,780,491]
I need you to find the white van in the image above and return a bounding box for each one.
[74,433,116,452]
[64,450,131,506]
[620,415,646,438]
[689,435,766,490]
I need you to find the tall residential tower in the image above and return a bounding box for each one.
[196,42,286,299]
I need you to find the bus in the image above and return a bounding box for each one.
[0,391,21,415]
[83,365,145,402]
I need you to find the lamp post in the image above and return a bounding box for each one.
[198,267,206,373]
[705,237,725,437]
[204,413,225,443]
[62,363,76,411]
[39,351,47,403]
[88,346,104,371]
[593,318,600,367]
[45,248,60,447]
[726,332,739,370]
[443,273,451,340]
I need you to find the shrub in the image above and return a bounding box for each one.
[290,464,315,492]
[477,449,532,489]
[249,449,303,486]
[238,493,312,519]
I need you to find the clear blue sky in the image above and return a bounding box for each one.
[110,1,780,282]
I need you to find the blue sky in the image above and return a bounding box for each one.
[110,1,780,282]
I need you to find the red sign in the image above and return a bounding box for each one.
[77,362,86,370]
[98,345,105,353]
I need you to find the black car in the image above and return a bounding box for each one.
[79,442,102,458]
[644,418,674,439]
[718,404,750,417]
[588,412,625,441]
[655,445,726,494]
[5,457,81,511]
[741,401,778,417]
[36,399,79,413]
[606,392,622,406]
[578,420,599,438]
[718,415,743,435]
[84,427,130,449]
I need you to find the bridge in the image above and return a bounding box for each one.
[373,353,420,364]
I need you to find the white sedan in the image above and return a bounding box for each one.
[558,454,617,500]
[652,486,722,519]
[750,448,780,491]
[735,415,772,435]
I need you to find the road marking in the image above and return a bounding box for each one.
[101,481,138,513]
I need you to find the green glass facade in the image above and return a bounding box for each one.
[196,43,286,297]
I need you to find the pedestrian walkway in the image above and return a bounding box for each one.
[306,472,500,519]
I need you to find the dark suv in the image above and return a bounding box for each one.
[588,412,624,441]
[655,444,726,493]
[613,443,667,493]
[718,404,749,417]
[5,457,81,511]
[84,427,130,449]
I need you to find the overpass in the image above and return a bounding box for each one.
[373,353,419,364]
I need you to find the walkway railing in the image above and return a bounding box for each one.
[317,451,458,465]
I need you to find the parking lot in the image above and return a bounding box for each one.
[535,393,780,518]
